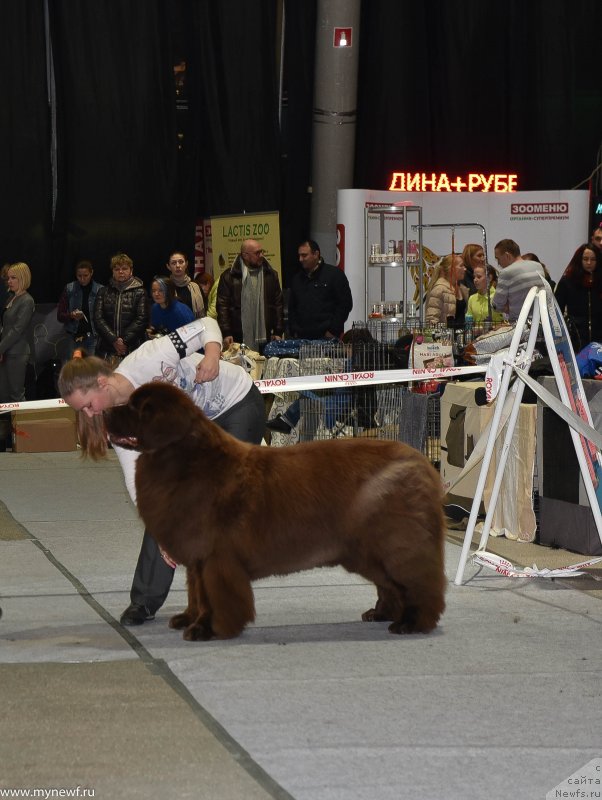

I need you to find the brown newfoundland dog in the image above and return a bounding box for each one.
[105,383,446,641]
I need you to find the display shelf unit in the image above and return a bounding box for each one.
[364,204,423,325]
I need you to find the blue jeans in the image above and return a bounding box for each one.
[284,389,352,429]
[68,334,97,358]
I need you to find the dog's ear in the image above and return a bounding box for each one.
[129,383,196,450]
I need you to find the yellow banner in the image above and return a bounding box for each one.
[210,211,282,282]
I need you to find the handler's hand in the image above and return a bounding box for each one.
[195,341,221,383]
[114,337,128,356]
[159,546,179,569]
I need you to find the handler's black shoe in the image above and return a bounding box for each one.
[266,414,293,434]
[120,603,155,626]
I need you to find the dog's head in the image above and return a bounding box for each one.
[105,382,198,452]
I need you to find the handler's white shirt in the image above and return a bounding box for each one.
[112,318,252,503]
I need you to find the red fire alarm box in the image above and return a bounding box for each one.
[333,27,352,48]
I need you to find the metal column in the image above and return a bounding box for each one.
[310,0,361,264]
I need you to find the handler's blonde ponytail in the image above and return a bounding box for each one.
[58,353,114,460]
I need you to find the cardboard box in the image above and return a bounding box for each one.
[11,408,78,453]
[410,341,454,369]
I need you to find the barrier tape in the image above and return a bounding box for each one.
[0,397,72,412]
[254,364,487,395]
[0,364,488,412]
[472,550,602,579]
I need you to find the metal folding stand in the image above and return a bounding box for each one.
[453,285,602,586]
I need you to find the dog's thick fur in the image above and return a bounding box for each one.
[106,383,446,641]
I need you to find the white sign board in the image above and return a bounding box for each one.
[337,189,589,325]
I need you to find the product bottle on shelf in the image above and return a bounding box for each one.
[464,312,474,344]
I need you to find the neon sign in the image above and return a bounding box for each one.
[388,172,518,193]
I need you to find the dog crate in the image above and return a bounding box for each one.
[365,317,421,344]
[425,392,441,467]
[295,335,441,466]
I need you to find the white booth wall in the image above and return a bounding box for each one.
[337,189,589,325]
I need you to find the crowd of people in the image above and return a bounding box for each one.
[0,238,354,408]
[422,226,602,343]
[1,226,602,409]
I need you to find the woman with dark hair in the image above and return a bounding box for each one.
[194,271,215,315]
[554,243,602,349]
[166,251,205,318]
[56,260,103,357]
[149,276,194,335]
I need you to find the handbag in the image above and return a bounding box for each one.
[463,324,529,366]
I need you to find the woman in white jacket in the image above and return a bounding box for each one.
[58,317,265,626]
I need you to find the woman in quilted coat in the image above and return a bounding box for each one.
[424,254,469,327]
[94,253,149,361]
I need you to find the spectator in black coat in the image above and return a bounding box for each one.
[93,253,149,361]
[555,243,602,351]
[287,240,353,340]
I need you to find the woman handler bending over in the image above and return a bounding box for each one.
[58,318,265,626]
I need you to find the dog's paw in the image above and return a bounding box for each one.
[388,611,437,635]
[362,607,391,622]
[183,619,215,641]
[388,620,413,634]
[169,612,192,630]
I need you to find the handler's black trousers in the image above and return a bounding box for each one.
[129,384,266,613]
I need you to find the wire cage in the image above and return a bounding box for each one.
[425,393,441,467]
[365,317,421,344]
[297,340,350,442]
[295,333,441,466]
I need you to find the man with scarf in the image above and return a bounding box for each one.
[216,239,284,352]
[165,251,205,318]
[93,253,149,360]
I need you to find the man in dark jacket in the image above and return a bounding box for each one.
[288,240,353,339]
[216,239,284,351]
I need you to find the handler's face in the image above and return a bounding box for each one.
[65,385,113,417]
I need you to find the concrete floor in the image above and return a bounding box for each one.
[1,450,601,800]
